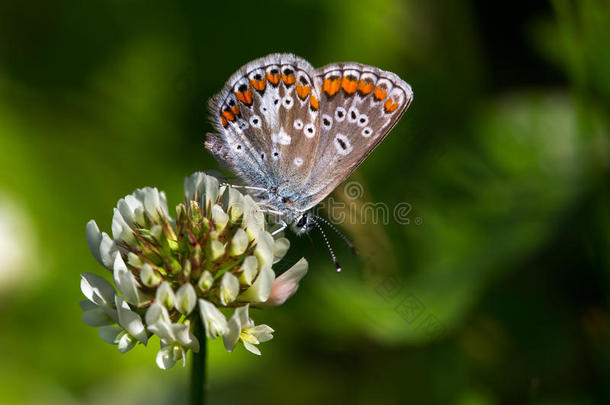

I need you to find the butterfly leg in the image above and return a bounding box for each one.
[271,220,287,236]
[220,183,268,193]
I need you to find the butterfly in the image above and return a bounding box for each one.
[206,53,413,270]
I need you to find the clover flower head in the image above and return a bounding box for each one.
[80,172,308,369]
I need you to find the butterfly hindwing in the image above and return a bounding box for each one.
[294,62,413,209]
[206,54,321,193]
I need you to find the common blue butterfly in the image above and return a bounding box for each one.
[206,53,413,270]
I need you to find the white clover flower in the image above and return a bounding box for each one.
[80,172,309,369]
[111,187,169,246]
[273,238,290,263]
[85,221,118,271]
[219,272,239,305]
[264,258,308,306]
[175,283,197,315]
[145,301,199,369]
[82,285,148,354]
[113,253,145,306]
[156,281,176,310]
[199,299,228,339]
[223,305,274,355]
[80,273,117,326]
[237,265,275,303]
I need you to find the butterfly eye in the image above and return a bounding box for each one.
[296,214,308,228]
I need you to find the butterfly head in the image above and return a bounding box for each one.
[290,212,315,235]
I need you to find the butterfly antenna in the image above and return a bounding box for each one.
[310,217,342,272]
[312,214,359,255]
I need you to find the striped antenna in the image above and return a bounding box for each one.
[310,217,342,272]
[312,214,359,255]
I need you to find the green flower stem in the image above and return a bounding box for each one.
[190,315,207,405]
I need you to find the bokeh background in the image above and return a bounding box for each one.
[1,0,609,404]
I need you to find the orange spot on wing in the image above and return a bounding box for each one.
[235,89,253,106]
[341,77,357,94]
[249,78,266,92]
[296,83,311,100]
[220,115,228,128]
[230,105,240,116]
[266,72,280,85]
[310,95,319,111]
[323,77,341,96]
[357,80,374,95]
[221,109,235,121]
[384,98,400,113]
[282,74,296,85]
[373,86,387,101]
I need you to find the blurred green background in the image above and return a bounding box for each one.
[1,0,609,404]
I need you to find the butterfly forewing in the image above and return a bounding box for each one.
[294,62,413,209]
[206,54,321,193]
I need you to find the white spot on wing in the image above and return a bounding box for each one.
[334,133,352,155]
[271,127,291,145]
[293,119,303,130]
[348,107,359,123]
[322,114,333,130]
[248,68,265,82]
[249,115,262,128]
[237,119,249,130]
[357,114,369,127]
[233,78,250,95]
[282,95,294,110]
[362,127,372,137]
[294,157,303,166]
[303,123,316,138]
[272,96,281,109]
[335,107,346,122]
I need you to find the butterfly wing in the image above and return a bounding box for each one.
[292,62,413,210]
[206,54,321,192]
